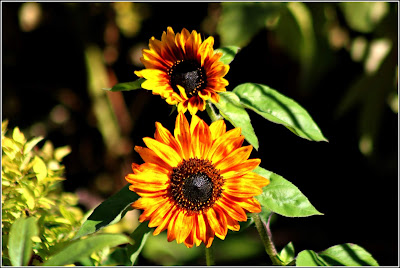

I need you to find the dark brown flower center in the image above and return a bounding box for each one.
[168,60,207,98]
[170,158,223,214]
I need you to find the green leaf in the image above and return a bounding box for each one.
[280,241,295,265]
[74,184,139,239]
[319,243,379,266]
[214,46,240,65]
[23,136,44,155]
[253,166,323,217]
[214,91,259,150]
[43,234,131,266]
[8,217,39,266]
[296,250,328,266]
[127,222,152,265]
[233,83,327,142]
[104,78,145,92]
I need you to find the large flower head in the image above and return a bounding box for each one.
[134,27,230,115]
[125,113,269,248]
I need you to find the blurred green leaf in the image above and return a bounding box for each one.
[218,2,284,47]
[339,2,389,33]
[214,46,240,65]
[142,232,202,265]
[234,83,327,142]
[254,166,323,217]
[43,234,131,266]
[127,222,152,265]
[74,184,139,239]
[319,243,379,266]
[104,78,145,92]
[8,217,39,266]
[280,241,295,265]
[296,250,328,266]
[214,91,259,150]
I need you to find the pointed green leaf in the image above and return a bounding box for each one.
[104,78,145,92]
[127,222,152,265]
[254,166,323,217]
[296,250,328,266]
[233,83,327,142]
[319,243,379,266]
[8,217,39,266]
[74,184,139,239]
[43,234,131,266]
[214,91,259,150]
[280,241,295,265]
[214,46,240,65]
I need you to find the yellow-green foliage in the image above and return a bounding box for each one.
[2,120,84,265]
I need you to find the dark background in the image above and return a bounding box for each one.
[2,2,398,265]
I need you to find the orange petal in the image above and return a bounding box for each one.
[174,113,191,159]
[134,146,170,170]
[154,122,183,157]
[217,197,247,222]
[153,206,178,236]
[176,213,194,244]
[208,135,244,164]
[215,145,253,172]
[191,117,212,158]
[209,119,226,141]
[224,172,270,188]
[143,137,181,168]
[223,194,262,213]
[206,207,227,239]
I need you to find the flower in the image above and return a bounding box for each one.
[125,113,269,248]
[134,27,230,115]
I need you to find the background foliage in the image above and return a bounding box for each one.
[2,2,398,266]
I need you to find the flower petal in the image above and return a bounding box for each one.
[143,137,182,168]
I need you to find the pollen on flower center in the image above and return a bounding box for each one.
[183,173,213,203]
[170,158,223,214]
[168,60,207,98]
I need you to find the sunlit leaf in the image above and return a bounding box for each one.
[54,145,71,162]
[126,222,152,265]
[12,127,26,144]
[234,83,327,142]
[74,184,139,239]
[104,78,145,92]
[214,91,259,150]
[8,217,39,266]
[296,250,328,266]
[33,156,47,181]
[254,166,323,217]
[319,243,379,266]
[23,136,44,155]
[280,241,295,265]
[43,234,131,266]
[214,46,240,65]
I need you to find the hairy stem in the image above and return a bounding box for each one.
[253,213,284,266]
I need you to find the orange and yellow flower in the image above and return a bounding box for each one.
[134,27,230,115]
[125,113,269,248]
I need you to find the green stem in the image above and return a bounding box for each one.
[205,101,222,122]
[205,246,214,266]
[253,213,284,266]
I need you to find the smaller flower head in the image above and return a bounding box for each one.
[135,27,230,115]
[126,113,269,248]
